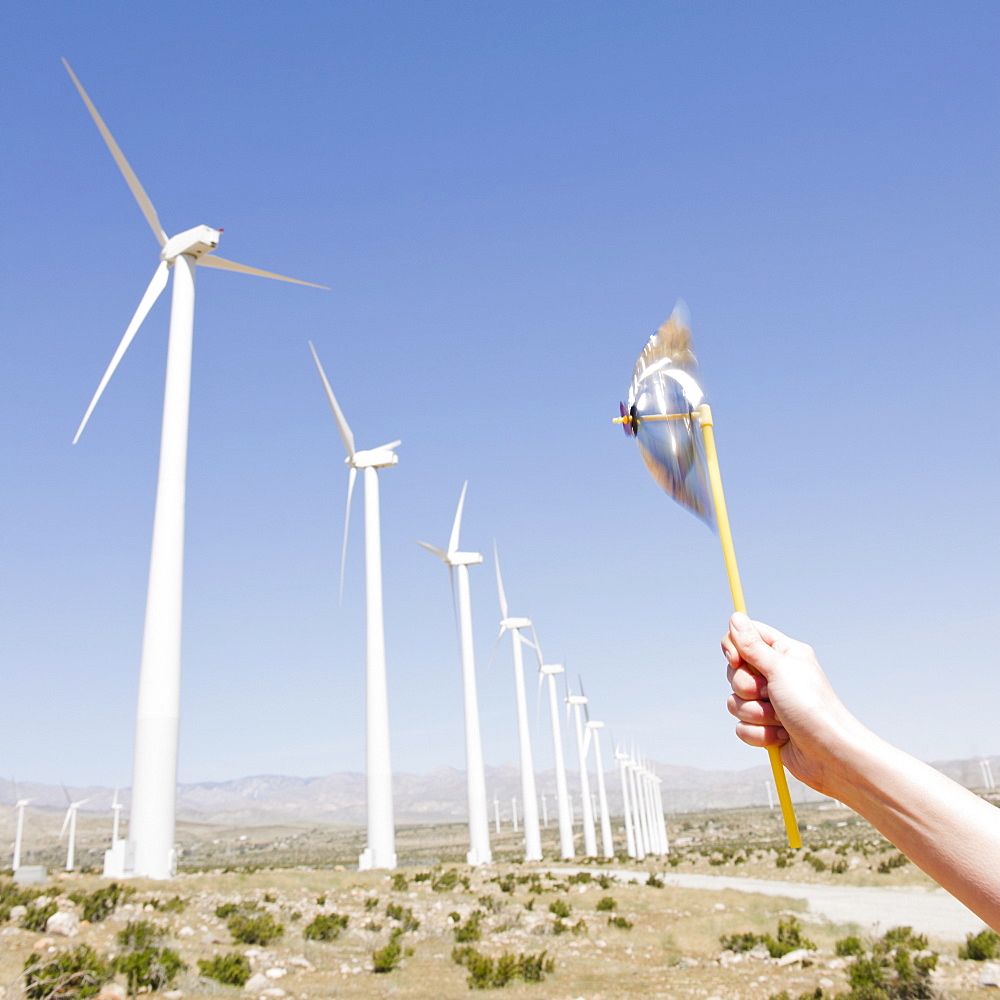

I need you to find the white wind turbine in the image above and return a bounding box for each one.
[418,483,491,866]
[310,342,398,871]
[12,783,30,871]
[566,683,597,857]
[614,744,638,859]
[492,545,542,861]
[584,719,615,858]
[61,796,90,872]
[63,60,325,880]
[530,635,574,859]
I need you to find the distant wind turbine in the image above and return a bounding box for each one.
[418,483,491,866]
[310,342,398,871]
[566,683,597,857]
[493,545,542,861]
[60,795,90,872]
[530,634,574,859]
[585,719,614,858]
[12,782,30,871]
[63,60,325,880]
[614,744,638,859]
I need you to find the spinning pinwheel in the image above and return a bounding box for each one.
[615,304,801,848]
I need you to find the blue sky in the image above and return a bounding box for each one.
[1,1,997,790]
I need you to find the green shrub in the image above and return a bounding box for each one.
[372,930,403,973]
[646,873,664,888]
[116,920,163,952]
[548,899,571,919]
[835,935,865,957]
[21,901,58,933]
[721,931,767,953]
[839,927,938,1000]
[960,929,1000,961]
[386,903,420,932]
[262,892,277,903]
[214,902,241,919]
[391,873,409,892]
[432,869,460,892]
[23,945,112,1000]
[877,852,909,874]
[607,915,633,930]
[595,874,612,889]
[454,910,483,943]
[198,952,251,987]
[595,896,616,912]
[567,871,592,885]
[147,895,184,913]
[113,947,185,996]
[228,911,283,945]
[303,912,349,941]
[452,946,555,988]
[69,883,132,924]
[315,894,327,905]
[364,896,380,911]
[765,916,815,958]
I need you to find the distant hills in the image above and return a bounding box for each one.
[3,754,996,826]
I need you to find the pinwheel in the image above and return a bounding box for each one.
[615,303,801,848]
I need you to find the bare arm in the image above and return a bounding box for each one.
[722,611,1000,932]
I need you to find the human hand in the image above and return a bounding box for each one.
[722,612,863,797]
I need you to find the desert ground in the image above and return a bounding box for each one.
[2,802,997,999]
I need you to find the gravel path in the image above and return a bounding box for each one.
[661,872,986,943]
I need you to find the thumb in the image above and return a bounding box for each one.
[730,612,783,678]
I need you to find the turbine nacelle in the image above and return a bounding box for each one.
[567,694,588,706]
[160,225,220,262]
[586,720,605,731]
[540,663,564,676]
[348,446,400,470]
[500,616,532,630]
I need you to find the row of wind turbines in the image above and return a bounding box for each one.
[57,58,667,879]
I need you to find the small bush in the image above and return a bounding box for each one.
[372,930,403,973]
[835,935,865,957]
[198,952,251,987]
[595,874,612,889]
[877,852,909,874]
[646,873,664,888]
[303,912,348,941]
[21,901,58,933]
[214,902,241,919]
[113,947,186,996]
[386,903,420,932]
[721,931,767,953]
[432,868,460,892]
[607,915,633,930]
[595,896,616,912]
[228,911,283,945]
[960,928,1000,961]
[262,892,277,903]
[840,926,938,1000]
[391,873,409,892]
[116,920,163,952]
[364,896,380,911]
[69,883,132,923]
[452,946,555,988]
[454,910,483,943]
[548,899,571,919]
[23,945,112,1000]
[315,894,327,905]
[567,871,592,885]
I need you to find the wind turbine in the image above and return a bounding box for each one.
[418,483,491,866]
[310,342,398,871]
[60,796,90,872]
[566,683,597,857]
[493,793,501,834]
[530,635,574,859]
[63,60,325,880]
[493,545,542,861]
[12,783,30,871]
[584,719,615,858]
[614,744,638,859]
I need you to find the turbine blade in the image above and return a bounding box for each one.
[484,627,505,679]
[417,541,448,560]
[62,59,167,246]
[493,542,509,620]
[373,440,402,452]
[199,253,328,289]
[59,807,72,838]
[583,727,592,757]
[529,624,544,669]
[73,261,169,443]
[308,342,355,457]
[339,466,357,603]
[580,677,590,722]
[448,481,468,556]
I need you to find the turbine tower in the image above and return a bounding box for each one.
[614,743,638,859]
[566,684,597,857]
[585,720,615,858]
[418,483,491,866]
[493,545,542,861]
[12,790,30,871]
[63,60,325,879]
[60,797,90,872]
[531,636,574,859]
[310,343,398,871]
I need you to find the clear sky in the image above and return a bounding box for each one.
[1,1,997,790]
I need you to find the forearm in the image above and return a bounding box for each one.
[822,728,1000,932]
